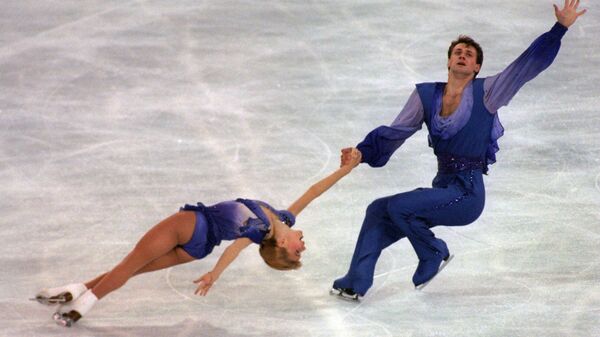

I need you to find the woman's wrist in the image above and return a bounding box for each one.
[339,165,353,174]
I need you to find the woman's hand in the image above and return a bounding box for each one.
[193,271,216,296]
[340,148,362,170]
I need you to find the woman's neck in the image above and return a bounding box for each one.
[263,207,287,240]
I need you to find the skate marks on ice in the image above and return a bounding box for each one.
[3,1,600,336]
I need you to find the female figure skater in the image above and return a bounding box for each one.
[34,149,362,327]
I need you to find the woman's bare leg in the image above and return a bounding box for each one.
[89,211,196,299]
[84,246,195,290]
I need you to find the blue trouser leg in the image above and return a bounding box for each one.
[386,172,485,286]
[387,178,484,260]
[335,171,486,293]
[333,196,404,296]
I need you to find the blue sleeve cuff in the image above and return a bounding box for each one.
[550,22,568,39]
[356,143,373,165]
[355,125,414,167]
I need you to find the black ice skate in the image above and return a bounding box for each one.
[330,287,361,302]
[414,254,454,290]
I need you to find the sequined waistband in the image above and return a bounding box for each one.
[437,154,486,174]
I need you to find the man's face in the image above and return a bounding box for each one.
[447,43,481,76]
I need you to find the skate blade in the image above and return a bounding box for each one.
[30,296,67,305]
[415,254,454,291]
[31,291,71,305]
[329,288,360,302]
[52,312,73,328]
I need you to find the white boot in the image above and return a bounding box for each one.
[34,283,87,305]
[53,290,98,327]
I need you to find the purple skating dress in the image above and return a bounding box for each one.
[178,199,295,259]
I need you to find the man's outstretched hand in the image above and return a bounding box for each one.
[554,0,586,28]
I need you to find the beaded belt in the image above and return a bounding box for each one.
[437,153,486,174]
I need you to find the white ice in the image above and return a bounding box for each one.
[1,1,599,336]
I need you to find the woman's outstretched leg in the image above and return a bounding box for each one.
[40,246,195,307]
[91,211,196,299]
[83,246,196,290]
[53,211,197,326]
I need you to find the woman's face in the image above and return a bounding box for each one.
[283,229,305,262]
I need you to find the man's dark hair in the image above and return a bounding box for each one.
[447,35,483,76]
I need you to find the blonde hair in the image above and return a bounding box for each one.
[259,236,302,271]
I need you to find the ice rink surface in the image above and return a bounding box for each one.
[1,1,599,336]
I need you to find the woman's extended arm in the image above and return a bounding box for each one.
[193,237,253,296]
[287,149,361,217]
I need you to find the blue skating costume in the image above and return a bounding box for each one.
[179,199,295,259]
[333,23,568,295]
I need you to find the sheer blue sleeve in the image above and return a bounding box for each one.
[357,89,424,167]
[484,22,568,112]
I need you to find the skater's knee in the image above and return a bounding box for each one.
[366,198,388,216]
[114,249,152,277]
[386,199,414,220]
[447,196,485,225]
[462,203,484,225]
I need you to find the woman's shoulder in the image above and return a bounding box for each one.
[237,198,297,227]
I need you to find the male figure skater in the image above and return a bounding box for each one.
[332,1,586,300]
